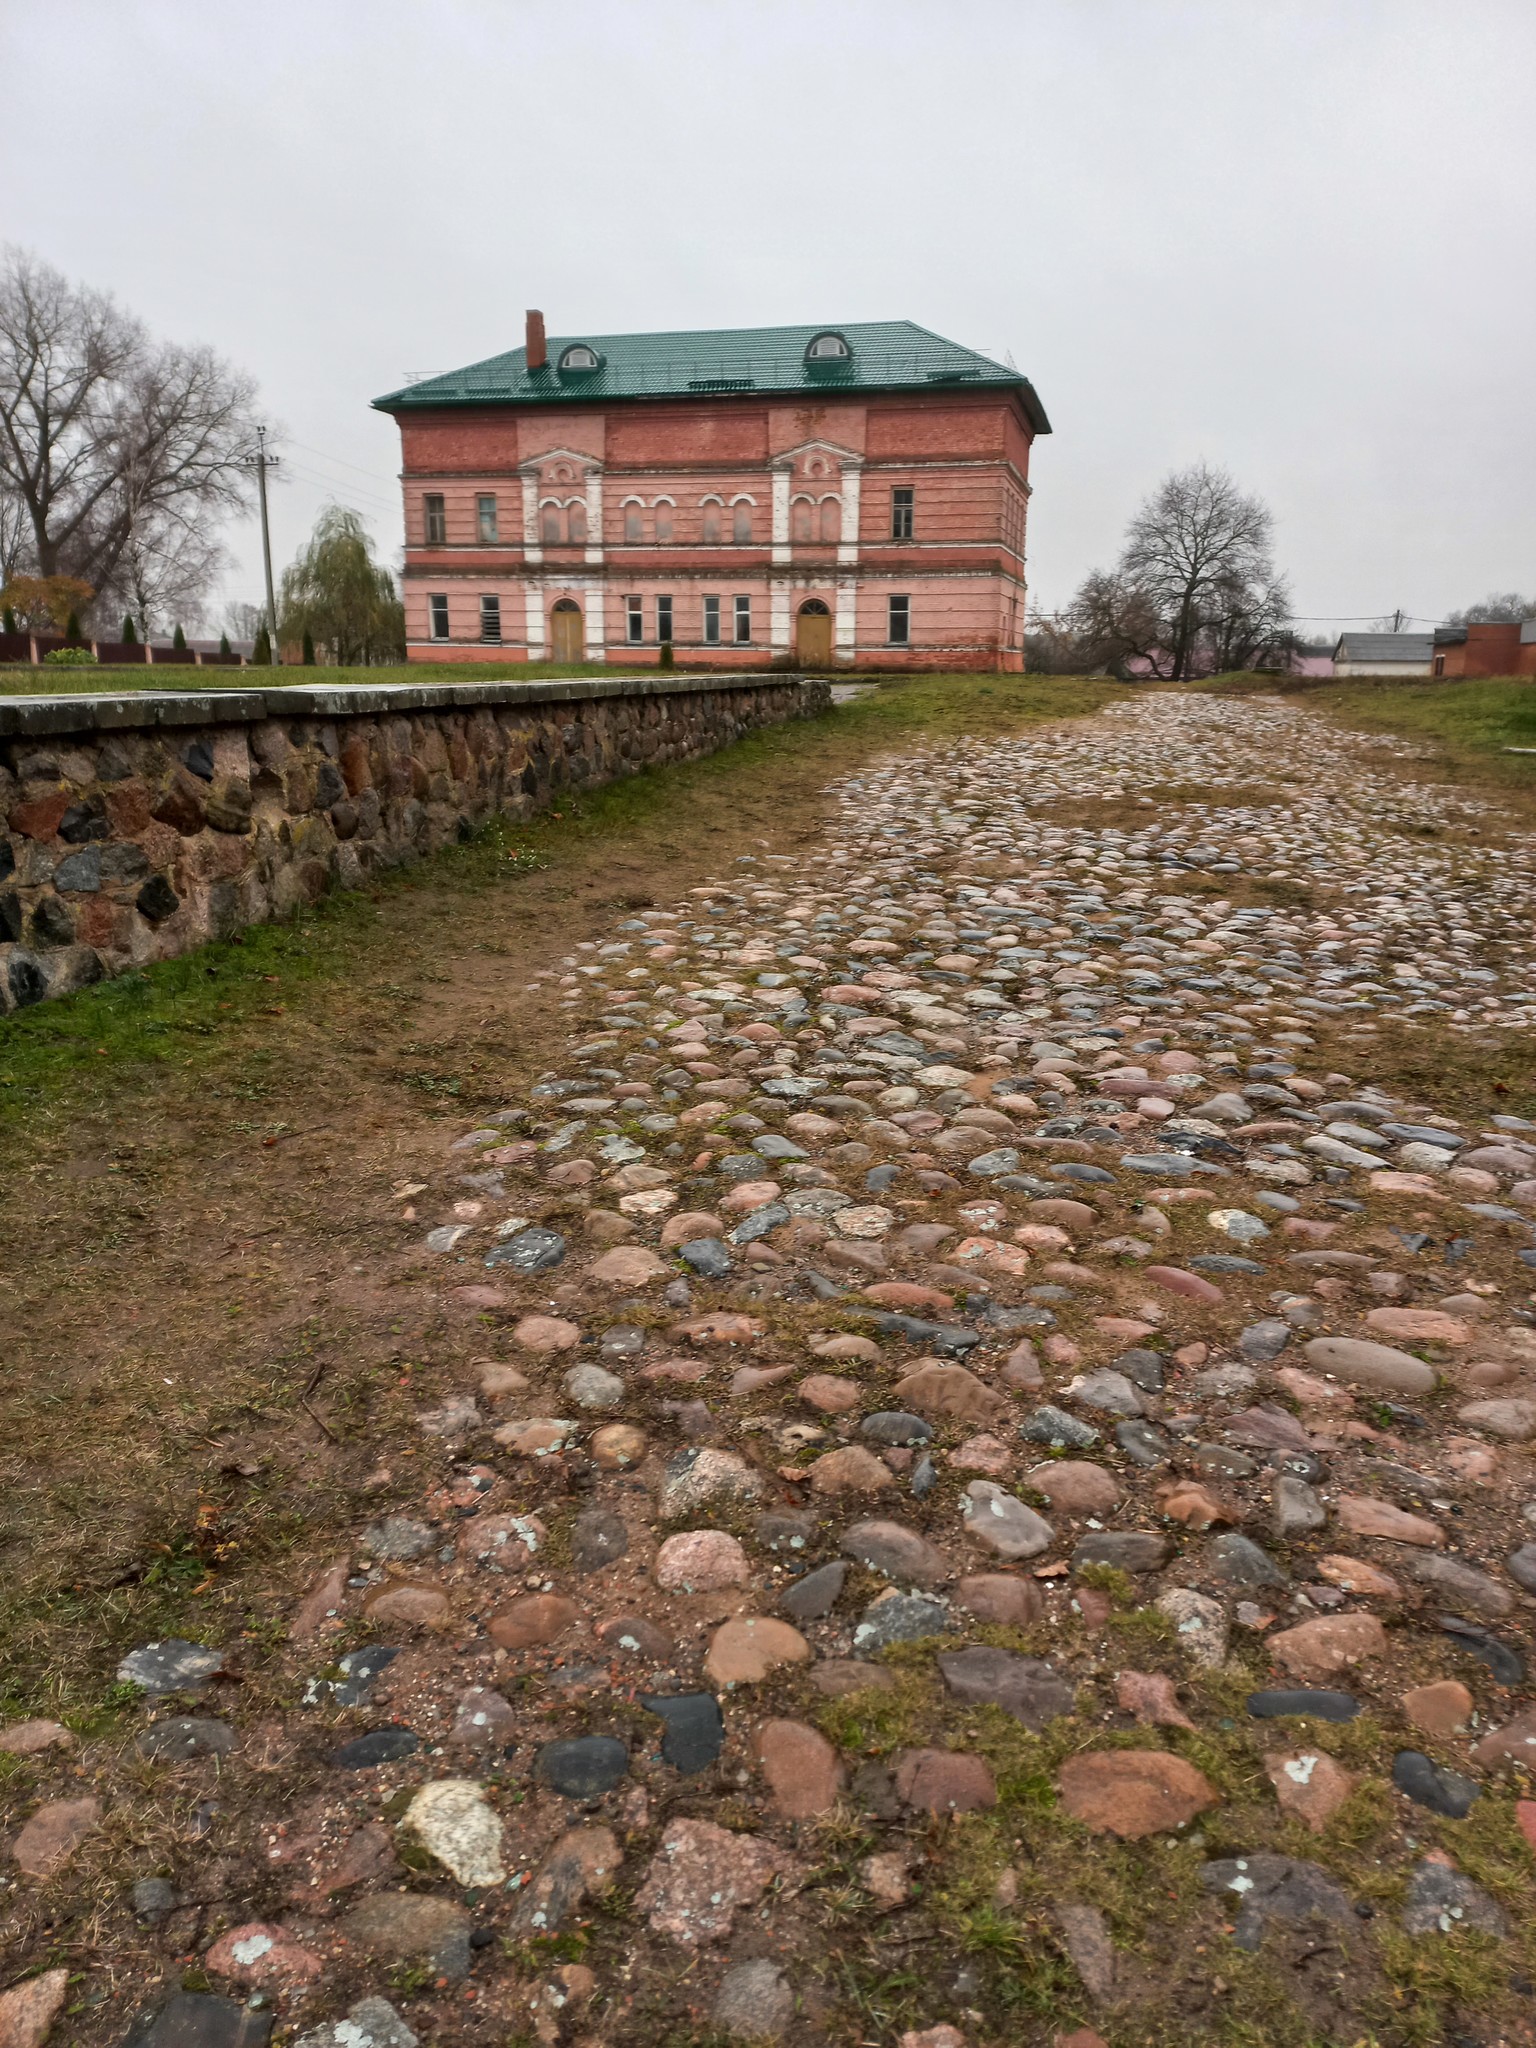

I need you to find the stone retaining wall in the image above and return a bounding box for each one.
[0,673,828,1012]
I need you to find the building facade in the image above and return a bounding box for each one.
[374,318,1050,671]
[1432,621,1536,679]
[1332,631,1434,677]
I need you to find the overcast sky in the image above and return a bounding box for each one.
[5,0,1533,633]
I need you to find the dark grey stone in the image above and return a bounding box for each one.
[717,1152,770,1178]
[678,1236,733,1277]
[1401,1858,1509,1937]
[329,1727,420,1768]
[1246,1688,1360,1721]
[1274,1477,1326,1537]
[1184,1443,1259,1479]
[910,1451,937,1498]
[485,1226,566,1273]
[116,1640,226,1694]
[599,1324,646,1358]
[1209,1532,1287,1587]
[362,1515,435,1561]
[1072,1531,1169,1573]
[54,847,102,892]
[134,1718,234,1762]
[306,1644,399,1709]
[712,1958,793,2043]
[122,1992,274,2047]
[641,1693,724,1773]
[968,1148,1021,1177]
[1392,1750,1479,1818]
[1237,1319,1291,1361]
[729,1202,790,1244]
[131,1876,180,1924]
[1380,1124,1464,1150]
[781,1560,846,1619]
[1200,1853,1353,1951]
[1115,1419,1171,1466]
[937,1646,1074,1728]
[136,874,180,921]
[534,1734,629,1798]
[1021,1404,1099,1449]
[570,1508,629,1572]
[1113,1348,1166,1390]
[1507,1543,1536,1595]
[753,1134,807,1160]
[1050,1162,1115,1184]
[1439,1615,1524,1685]
[756,1511,817,1553]
[853,1592,950,1652]
[1189,1254,1265,1275]
[860,1411,933,1446]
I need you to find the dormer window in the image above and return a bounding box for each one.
[805,331,850,361]
[558,343,600,374]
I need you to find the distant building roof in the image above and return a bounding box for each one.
[1334,632,1434,662]
[373,320,1050,432]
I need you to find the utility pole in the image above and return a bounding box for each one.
[254,425,280,665]
[1392,607,1404,632]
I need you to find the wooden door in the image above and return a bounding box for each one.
[551,605,583,662]
[796,603,832,666]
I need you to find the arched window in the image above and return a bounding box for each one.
[732,502,752,543]
[791,498,814,543]
[654,501,674,543]
[567,499,588,544]
[804,331,851,361]
[558,344,599,373]
[540,502,562,544]
[819,497,841,543]
[624,502,643,542]
[701,501,722,544]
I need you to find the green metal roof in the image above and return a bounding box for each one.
[373,320,1049,432]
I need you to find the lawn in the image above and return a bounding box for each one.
[1203,672,1536,793]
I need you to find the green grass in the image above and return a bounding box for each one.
[0,658,642,696]
[1200,671,1536,793]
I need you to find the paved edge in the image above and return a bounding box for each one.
[0,672,818,738]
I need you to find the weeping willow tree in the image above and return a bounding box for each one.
[279,505,404,666]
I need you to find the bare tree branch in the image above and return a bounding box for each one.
[0,246,263,629]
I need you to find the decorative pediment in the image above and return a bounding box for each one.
[770,437,864,476]
[518,446,603,482]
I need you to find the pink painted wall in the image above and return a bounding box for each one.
[393,386,1038,670]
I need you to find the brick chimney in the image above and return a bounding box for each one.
[525,309,547,370]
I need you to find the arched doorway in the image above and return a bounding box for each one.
[796,598,832,667]
[550,599,583,663]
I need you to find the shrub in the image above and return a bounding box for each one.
[44,646,98,666]
[659,640,675,669]
[302,629,316,666]
[172,623,186,650]
[122,614,137,644]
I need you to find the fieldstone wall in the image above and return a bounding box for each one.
[0,673,828,1012]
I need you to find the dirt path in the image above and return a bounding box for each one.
[4,686,1536,2048]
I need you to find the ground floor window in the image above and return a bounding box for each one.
[703,595,720,644]
[734,595,751,643]
[626,595,643,643]
[888,593,910,645]
[657,594,673,643]
[479,594,502,642]
[429,593,449,640]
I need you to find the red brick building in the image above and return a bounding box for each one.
[374,317,1049,670]
[1431,621,1536,678]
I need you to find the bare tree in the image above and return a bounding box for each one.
[1120,461,1289,678]
[223,598,267,641]
[0,247,262,629]
[117,511,228,638]
[1055,462,1292,679]
[1445,590,1533,626]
